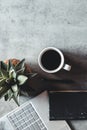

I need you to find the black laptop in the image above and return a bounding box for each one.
[49,91,87,120]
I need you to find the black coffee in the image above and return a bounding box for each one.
[41,50,61,70]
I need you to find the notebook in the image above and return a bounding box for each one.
[0,91,71,130]
[49,91,87,120]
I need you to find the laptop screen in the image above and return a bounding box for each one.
[49,91,87,120]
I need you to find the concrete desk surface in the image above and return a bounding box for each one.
[0,0,87,129]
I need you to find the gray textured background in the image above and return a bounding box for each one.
[0,0,87,83]
[0,0,87,130]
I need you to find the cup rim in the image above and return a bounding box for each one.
[38,47,64,73]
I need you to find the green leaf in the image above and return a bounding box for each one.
[27,73,38,79]
[0,86,2,90]
[7,89,13,101]
[12,94,20,106]
[16,67,25,74]
[10,60,15,69]
[0,79,5,86]
[4,93,9,101]
[12,84,18,92]
[10,69,16,79]
[17,75,28,85]
[15,59,25,71]
[0,76,3,80]
[0,71,3,77]
[7,60,12,71]
[9,87,20,106]
[9,68,16,79]
[1,69,9,79]
[0,61,7,71]
[12,71,17,79]
[0,86,9,98]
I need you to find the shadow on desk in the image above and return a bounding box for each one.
[20,74,87,97]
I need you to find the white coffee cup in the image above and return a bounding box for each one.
[38,47,71,73]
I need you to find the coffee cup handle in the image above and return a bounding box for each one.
[63,64,71,71]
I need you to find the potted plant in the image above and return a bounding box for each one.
[0,58,32,106]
